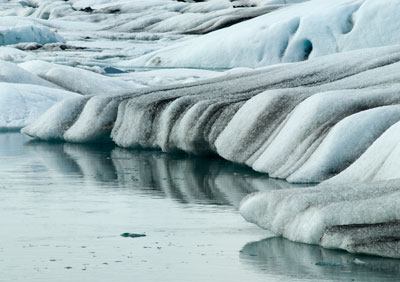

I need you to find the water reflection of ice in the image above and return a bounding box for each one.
[241,237,400,281]
[2,133,399,282]
[22,136,306,207]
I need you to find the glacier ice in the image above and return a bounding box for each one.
[321,221,400,259]
[240,180,400,257]
[126,0,400,68]
[5,0,400,259]
[0,60,58,88]
[22,45,400,183]
[19,60,143,95]
[0,17,65,46]
[21,45,400,258]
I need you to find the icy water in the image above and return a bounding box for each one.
[1,133,400,282]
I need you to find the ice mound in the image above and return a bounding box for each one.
[0,83,79,130]
[69,0,281,34]
[240,180,400,258]
[22,45,400,186]
[0,60,58,88]
[0,46,33,62]
[127,0,400,68]
[19,60,143,95]
[0,17,65,46]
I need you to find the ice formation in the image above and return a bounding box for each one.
[19,60,143,95]
[240,180,400,258]
[0,83,78,130]
[127,0,400,68]
[0,17,65,46]
[22,45,400,189]
[3,0,400,258]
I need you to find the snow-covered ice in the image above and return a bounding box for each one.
[0,83,78,130]
[23,45,400,190]
[127,0,400,68]
[19,60,143,95]
[0,17,65,46]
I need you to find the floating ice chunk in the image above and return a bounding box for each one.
[0,83,79,130]
[353,258,366,265]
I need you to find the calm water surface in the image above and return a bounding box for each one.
[1,133,399,282]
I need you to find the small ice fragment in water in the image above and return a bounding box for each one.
[353,258,366,265]
[120,233,146,238]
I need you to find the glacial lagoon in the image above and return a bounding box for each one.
[1,132,400,282]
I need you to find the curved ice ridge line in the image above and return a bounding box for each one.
[22,45,400,184]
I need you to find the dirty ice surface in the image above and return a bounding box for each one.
[1,132,400,282]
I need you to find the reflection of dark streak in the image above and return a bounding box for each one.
[21,136,304,206]
[24,141,84,176]
[241,237,400,280]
